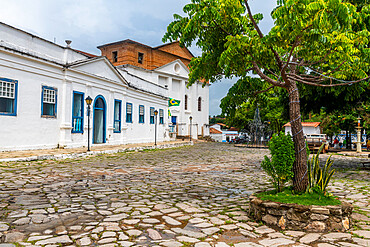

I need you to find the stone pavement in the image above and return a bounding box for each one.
[0,141,192,162]
[0,142,369,247]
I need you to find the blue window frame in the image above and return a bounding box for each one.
[0,78,18,116]
[159,109,164,124]
[72,91,84,133]
[41,86,57,117]
[139,105,145,123]
[150,107,155,124]
[114,99,122,133]
[126,102,132,123]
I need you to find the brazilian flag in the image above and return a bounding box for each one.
[169,98,180,107]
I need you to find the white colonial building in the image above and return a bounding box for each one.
[0,22,209,151]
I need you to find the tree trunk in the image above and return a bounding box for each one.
[287,83,308,192]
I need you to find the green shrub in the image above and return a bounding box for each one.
[261,132,295,192]
[307,144,335,195]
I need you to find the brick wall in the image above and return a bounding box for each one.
[98,40,192,70]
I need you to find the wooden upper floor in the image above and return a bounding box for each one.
[98,39,193,70]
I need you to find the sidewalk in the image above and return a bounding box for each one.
[0,140,193,162]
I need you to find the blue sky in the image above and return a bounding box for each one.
[0,0,277,116]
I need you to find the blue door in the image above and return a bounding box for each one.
[93,95,106,144]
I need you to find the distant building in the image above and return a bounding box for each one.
[284,122,321,136]
[210,124,239,142]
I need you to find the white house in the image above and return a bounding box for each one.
[284,122,322,136]
[209,124,239,142]
[0,22,209,151]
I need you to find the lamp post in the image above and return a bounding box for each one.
[154,110,158,146]
[355,116,364,153]
[85,96,93,151]
[189,116,193,142]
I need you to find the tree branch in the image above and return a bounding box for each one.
[244,0,284,69]
[287,75,370,87]
[253,85,275,95]
[252,61,285,87]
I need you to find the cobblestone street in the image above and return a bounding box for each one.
[0,142,369,247]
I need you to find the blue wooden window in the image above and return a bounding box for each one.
[72,91,84,133]
[139,105,145,123]
[150,107,155,124]
[126,103,132,123]
[114,100,122,133]
[0,78,18,116]
[159,109,164,124]
[41,86,57,117]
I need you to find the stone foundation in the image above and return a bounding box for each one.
[249,194,353,232]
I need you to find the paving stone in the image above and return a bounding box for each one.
[102,231,116,238]
[143,218,161,224]
[285,231,305,238]
[201,227,220,235]
[220,224,238,230]
[160,241,183,247]
[194,222,214,228]
[123,219,140,225]
[148,229,162,240]
[189,218,206,224]
[0,224,9,231]
[98,237,116,244]
[299,233,322,244]
[259,237,295,247]
[35,235,73,245]
[5,232,26,242]
[78,237,92,246]
[194,242,212,247]
[176,236,200,243]
[215,243,230,247]
[352,230,370,239]
[118,241,134,247]
[255,225,275,234]
[322,232,351,241]
[171,227,207,238]
[126,229,142,236]
[162,216,182,226]
[118,232,129,240]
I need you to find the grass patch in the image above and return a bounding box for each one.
[256,187,341,206]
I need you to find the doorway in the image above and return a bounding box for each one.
[93,95,106,144]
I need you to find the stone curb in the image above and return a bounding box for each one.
[0,141,193,162]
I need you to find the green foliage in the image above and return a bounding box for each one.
[220,77,288,132]
[257,187,341,206]
[261,132,295,192]
[307,144,335,194]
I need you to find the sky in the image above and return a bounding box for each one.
[0,0,277,116]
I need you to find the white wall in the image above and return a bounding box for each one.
[285,126,321,136]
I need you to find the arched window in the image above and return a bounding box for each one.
[198,97,202,111]
[185,95,188,110]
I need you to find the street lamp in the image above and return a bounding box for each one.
[189,116,193,142]
[85,96,93,151]
[154,110,158,146]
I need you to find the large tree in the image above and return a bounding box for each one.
[164,0,370,191]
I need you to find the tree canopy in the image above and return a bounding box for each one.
[164,0,370,191]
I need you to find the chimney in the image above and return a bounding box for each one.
[65,40,72,48]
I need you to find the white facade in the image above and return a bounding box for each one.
[0,22,209,151]
[118,60,210,139]
[209,124,238,142]
[284,122,321,136]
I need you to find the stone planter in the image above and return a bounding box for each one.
[249,194,353,232]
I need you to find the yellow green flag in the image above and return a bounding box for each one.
[169,98,180,107]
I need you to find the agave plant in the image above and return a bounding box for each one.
[307,144,335,195]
